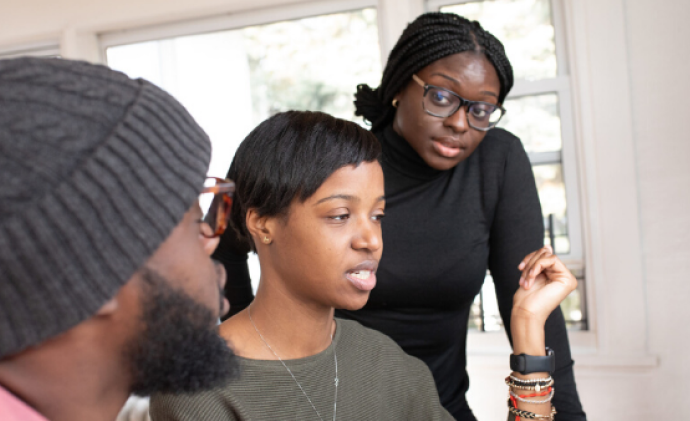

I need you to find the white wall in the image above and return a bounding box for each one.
[624,0,690,411]
[2,0,688,419]
[560,0,690,417]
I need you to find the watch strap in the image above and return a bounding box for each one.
[510,347,555,374]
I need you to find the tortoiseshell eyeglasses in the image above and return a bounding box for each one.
[198,177,235,238]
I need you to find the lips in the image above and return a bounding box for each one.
[345,261,378,292]
[431,137,464,158]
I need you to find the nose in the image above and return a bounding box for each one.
[444,105,470,134]
[351,217,382,252]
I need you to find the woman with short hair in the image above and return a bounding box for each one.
[151,111,576,421]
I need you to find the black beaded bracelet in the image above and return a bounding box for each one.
[505,376,554,391]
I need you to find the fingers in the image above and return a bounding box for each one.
[518,246,553,288]
[512,246,578,323]
[517,245,577,293]
[524,255,559,289]
[517,245,552,271]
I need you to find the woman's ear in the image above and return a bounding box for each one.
[246,209,274,246]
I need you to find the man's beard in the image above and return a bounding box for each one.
[126,267,239,396]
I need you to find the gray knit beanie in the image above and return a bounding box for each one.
[0,57,212,358]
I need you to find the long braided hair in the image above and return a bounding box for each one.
[355,12,513,132]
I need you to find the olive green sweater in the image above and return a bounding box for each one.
[150,319,454,420]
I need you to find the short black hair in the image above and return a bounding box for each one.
[355,12,513,132]
[226,110,381,250]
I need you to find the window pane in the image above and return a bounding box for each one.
[106,8,381,179]
[533,163,570,255]
[561,284,586,330]
[479,273,502,332]
[468,293,483,331]
[441,0,556,80]
[501,93,562,153]
[242,10,381,123]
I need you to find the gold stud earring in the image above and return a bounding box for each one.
[262,236,270,244]
[392,99,399,108]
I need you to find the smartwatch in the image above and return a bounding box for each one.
[510,347,555,374]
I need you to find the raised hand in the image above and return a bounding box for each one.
[508,247,572,421]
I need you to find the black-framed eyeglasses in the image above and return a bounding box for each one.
[198,177,235,238]
[412,74,505,131]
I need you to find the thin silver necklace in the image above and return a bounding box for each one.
[248,305,338,421]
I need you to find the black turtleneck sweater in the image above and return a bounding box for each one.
[215,125,586,421]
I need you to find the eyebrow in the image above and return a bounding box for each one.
[429,72,499,98]
[314,194,386,205]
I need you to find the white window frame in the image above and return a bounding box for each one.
[0,40,60,59]
[412,0,657,374]
[99,0,378,56]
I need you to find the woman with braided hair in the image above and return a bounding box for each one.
[334,12,587,420]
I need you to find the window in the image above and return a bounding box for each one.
[103,5,382,289]
[432,0,587,331]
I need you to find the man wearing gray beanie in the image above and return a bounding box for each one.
[0,57,238,421]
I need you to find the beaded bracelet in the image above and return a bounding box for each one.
[507,400,557,420]
[505,377,554,392]
[506,376,553,387]
[509,375,552,384]
[510,388,554,404]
